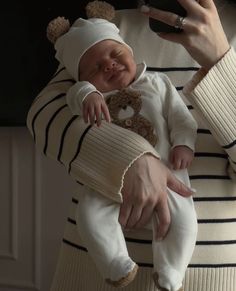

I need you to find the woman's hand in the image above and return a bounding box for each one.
[141,0,230,70]
[119,154,194,240]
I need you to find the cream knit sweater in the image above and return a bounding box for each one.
[27,5,236,291]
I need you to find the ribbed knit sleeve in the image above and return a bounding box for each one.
[184,48,236,174]
[70,122,160,203]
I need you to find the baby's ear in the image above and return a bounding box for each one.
[86,1,115,21]
[46,16,70,44]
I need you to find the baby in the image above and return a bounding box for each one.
[49,16,198,291]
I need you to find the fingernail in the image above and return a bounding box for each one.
[190,188,197,193]
[140,5,150,13]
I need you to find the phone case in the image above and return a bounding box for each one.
[148,0,186,33]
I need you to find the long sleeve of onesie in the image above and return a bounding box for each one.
[152,73,198,152]
[66,81,103,116]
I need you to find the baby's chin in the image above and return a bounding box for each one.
[101,80,130,92]
[100,73,136,92]
[114,75,135,91]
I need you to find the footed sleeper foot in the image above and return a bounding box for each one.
[106,264,138,288]
[153,272,184,291]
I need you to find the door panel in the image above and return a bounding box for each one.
[0,127,75,291]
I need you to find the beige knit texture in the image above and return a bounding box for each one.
[185,48,236,147]
[50,242,236,291]
[27,7,236,291]
[70,122,160,202]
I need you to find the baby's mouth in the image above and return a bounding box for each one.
[108,66,125,81]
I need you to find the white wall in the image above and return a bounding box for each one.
[0,127,76,291]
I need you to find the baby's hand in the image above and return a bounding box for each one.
[169,146,194,170]
[82,92,111,127]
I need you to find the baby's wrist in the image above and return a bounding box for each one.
[83,91,103,103]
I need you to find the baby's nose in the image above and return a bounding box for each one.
[103,59,117,72]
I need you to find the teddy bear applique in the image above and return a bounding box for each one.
[106,89,158,147]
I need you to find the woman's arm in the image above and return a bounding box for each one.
[141,0,236,176]
[26,66,159,203]
[66,80,103,116]
[184,48,236,177]
[27,65,194,239]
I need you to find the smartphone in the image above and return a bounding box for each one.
[148,0,186,33]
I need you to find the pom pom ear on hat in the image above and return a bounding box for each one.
[47,17,70,44]
[46,1,115,44]
[86,0,115,21]
[47,1,126,81]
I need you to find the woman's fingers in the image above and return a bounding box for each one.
[119,201,132,228]
[167,170,194,197]
[119,188,155,229]
[133,205,154,229]
[154,198,171,240]
[141,5,179,27]
[142,0,230,68]
[197,0,215,9]
[119,156,194,237]
[177,0,203,12]
[125,205,143,229]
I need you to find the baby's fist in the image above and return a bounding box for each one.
[170,146,194,170]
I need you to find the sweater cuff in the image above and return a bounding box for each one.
[183,47,236,146]
[70,121,160,203]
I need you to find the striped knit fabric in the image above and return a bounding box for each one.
[26,6,236,291]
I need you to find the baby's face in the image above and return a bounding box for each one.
[79,40,137,92]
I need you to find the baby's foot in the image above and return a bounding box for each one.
[153,272,184,291]
[105,256,138,288]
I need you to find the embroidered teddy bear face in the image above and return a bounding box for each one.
[107,89,141,121]
[106,89,158,147]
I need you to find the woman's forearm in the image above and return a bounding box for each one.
[184,48,236,173]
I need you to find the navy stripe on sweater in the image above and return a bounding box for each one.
[66,217,236,243]
[43,105,67,155]
[68,125,92,173]
[61,238,236,268]
[146,66,199,72]
[222,139,236,149]
[197,129,211,134]
[190,175,230,180]
[57,115,78,162]
[194,152,228,159]
[72,197,78,204]
[194,197,236,202]
[31,93,66,142]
